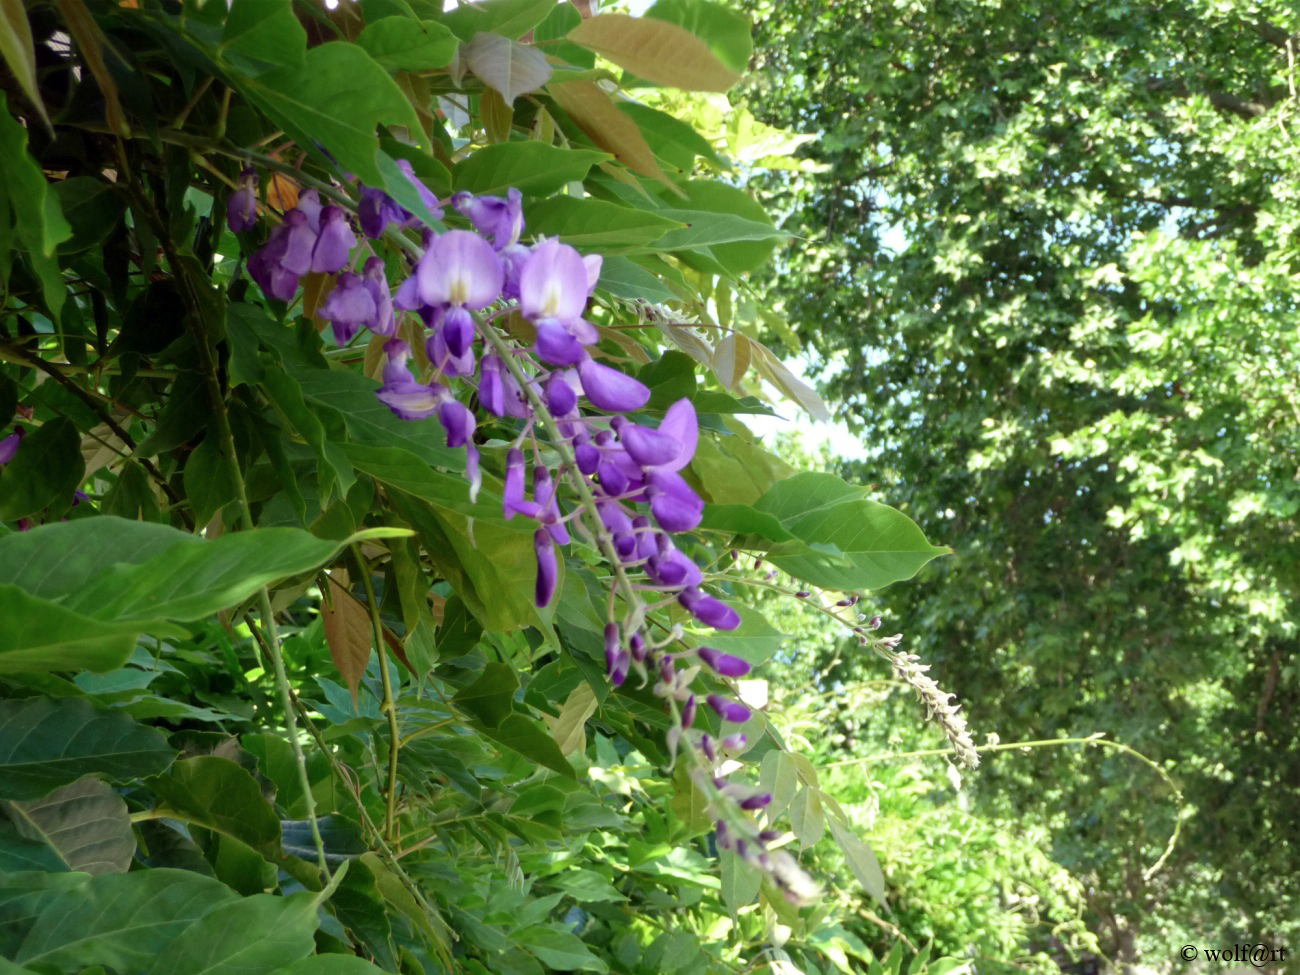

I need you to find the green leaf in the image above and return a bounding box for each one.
[144,891,320,975]
[453,142,611,197]
[271,957,390,975]
[51,177,123,255]
[525,196,685,248]
[659,180,779,273]
[358,17,458,71]
[545,869,626,903]
[718,847,761,915]
[14,870,238,972]
[219,0,306,75]
[514,925,608,972]
[753,473,951,591]
[0,697,176,800]
[0,518,401,672]
[464,32,552,106]
[620,102,724,174]
[826,817,886,905]
[596,255,681,303]
[453,661,519,728]
[474,715,575,779]
[0,0,50,130]
[567,14,739,92]
[148,757,282,859]
[238,43,424,186]
[183,434,240,528]
[0,818,69,872]
[5,776,135,874]
[440,0,555,41]
[789,787,825,848]
[0,417,84,521]
[645,0,752,73]
[0,585,140,674]
[649,207,785,255]
[758,750,800,819]
[0,94,71,316]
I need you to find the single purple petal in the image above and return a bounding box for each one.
[377,383,442,421]
[441,306,476,358]
[498,242,531,300]
[504,449,541,520]
[534,320,586,367]
[654,399,699,472]
[597,501,633,535]
[545,371,578,415]
[621,424,681,468]
[706,694,751,724]
[629,632,646,662]
[426,329,475,379]
[393,272,424,311]
[0,430,22,466]
[438,400,475,449]
[519,238,591,322]
[681,694,697,728]
[361,258,396,336]
[277,209,318,275]
[577,357,650,413]
[597,459,629,497]
[575,443,600,475]
[479,354,507,417]
[679,588,742,631]
[650,488,702,533]
[534,529,558,608]
[698,647,752,678]
[582,253,602,292]
[534,467,570,545]
[295,189,323,233]
[648,545,703,589]
[721,733,748,750]
[416,230,504,309]
[311,206,357,273]
[381,338,416,386]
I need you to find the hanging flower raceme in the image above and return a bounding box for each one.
[236,169,817,906]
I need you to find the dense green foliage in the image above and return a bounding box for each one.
[0,2,990,975]
[739,0,1300,964]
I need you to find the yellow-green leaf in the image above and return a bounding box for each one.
[0,0,51,130]
[567,13,739,92]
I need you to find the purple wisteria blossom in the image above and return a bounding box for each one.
[227,168,258,233]
[234,171,811,902]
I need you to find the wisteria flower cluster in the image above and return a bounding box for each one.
[232,165,820,905]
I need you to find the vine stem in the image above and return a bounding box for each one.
[140,169,331,873]
[822,734,1186,880]
[354,545,402,843]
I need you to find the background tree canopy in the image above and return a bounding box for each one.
[738,0,1300,963]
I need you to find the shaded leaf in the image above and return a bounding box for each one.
[464,32,551,106]
[514,925,608,972]
[15,870,237,972]
[7,777,134,874]
[144,891,320,975]
[0,697,176,801]
[453,661,518,728]
[525,196,684,249]
[148,757,282,860]
[0,417,84,521]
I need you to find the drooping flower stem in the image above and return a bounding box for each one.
[355,546,403,843]
[475,317,644,620]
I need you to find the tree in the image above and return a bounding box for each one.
[738,0,1300,963]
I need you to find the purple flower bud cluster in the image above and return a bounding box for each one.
[233,164,800,899]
